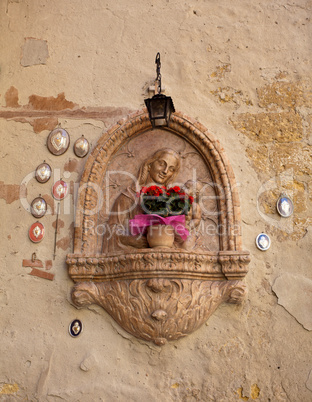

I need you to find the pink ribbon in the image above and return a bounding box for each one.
[129,214,189,241]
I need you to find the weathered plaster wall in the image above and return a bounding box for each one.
[0,0,311,400]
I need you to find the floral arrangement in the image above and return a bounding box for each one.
[139,185,194,217]
[129,185,193,242]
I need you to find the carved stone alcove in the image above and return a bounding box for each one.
[66,110,250,345]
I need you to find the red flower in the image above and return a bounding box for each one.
[189,196,194,204]
[167,186,181,194]
[139,185,193,217]
[142,185,165,197]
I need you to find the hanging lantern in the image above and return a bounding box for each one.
[144,53,175,128]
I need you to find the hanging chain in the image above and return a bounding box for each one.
[155,52,161,94]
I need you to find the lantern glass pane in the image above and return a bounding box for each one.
[150,98,166,119]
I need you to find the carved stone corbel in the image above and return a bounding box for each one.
[219,251,251,279]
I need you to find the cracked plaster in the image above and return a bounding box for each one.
[272,273,312,331]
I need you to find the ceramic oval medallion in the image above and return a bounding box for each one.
[52,180,68,200]
[74,136,89,158]
[29,222,45,243]
[69,320,83,337]
[47,128,70,156]
[30,196,47,218]
[35,162,52,183]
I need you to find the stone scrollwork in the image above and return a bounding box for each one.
[71,279,247,346]
[67,110,250,345]
[219,251,251,279]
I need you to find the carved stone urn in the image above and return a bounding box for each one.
[66,110,250,345]
[147,224,175,248]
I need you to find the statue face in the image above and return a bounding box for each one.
[149,153,179,184]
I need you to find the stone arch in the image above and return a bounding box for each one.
[73,110,242,255]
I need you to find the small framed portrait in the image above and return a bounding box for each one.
[256,233,271,251]
[276,195,294,218]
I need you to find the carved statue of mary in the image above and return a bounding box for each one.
[102,148,181,253]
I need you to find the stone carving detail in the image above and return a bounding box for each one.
[67,110,250,344]
[71,279,247,346]
[67,250,250,281]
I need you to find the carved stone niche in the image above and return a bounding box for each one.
[66,110,250,346]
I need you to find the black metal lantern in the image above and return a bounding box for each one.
[144,53,175,128]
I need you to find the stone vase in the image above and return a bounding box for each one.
[147,224,174,248]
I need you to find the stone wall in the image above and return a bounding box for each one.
[0,1,311,400]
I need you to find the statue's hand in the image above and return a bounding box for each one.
[120,234,149,249]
